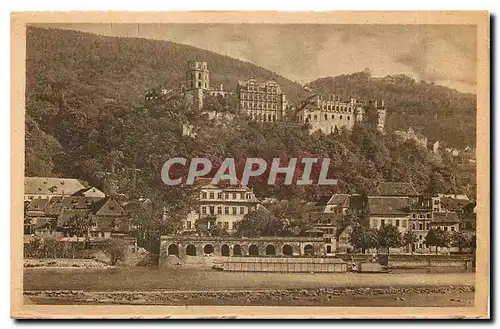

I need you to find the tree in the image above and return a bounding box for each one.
[349,225,379,253]
[451,231,471,253]
[424,228,451,254]
[378,225,403,255]
[104,239,126,265]
[403,231,418,253]
[424,228,440,254]
[65,213,90,240]
[233,210,287,238]
[425,171,445,196]
[195,215,217,236]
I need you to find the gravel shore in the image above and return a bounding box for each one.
[25,285,474,306]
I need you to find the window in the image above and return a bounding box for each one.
[313,115,318,120]
[217,193,222,199]
[217,206,222,214]
[224,207,229,214]
[209,192,214,199]
[232,207,237,215]
[412,224,416,230]
[223,222,229,230]
[347,116,350,120]
[232,193,237,199]
[419,223,423,230]
[202,192,207,199]
[201,206,207,214]
[451,227,455,231]
[240,207,245,214]
[225,192,229,199]
[412,214,416,218]
[186,221,192,230]
[327,246,332,253]
[240,192,245,199]
[340,115,343,120]
[332,115,334,119]
[419,235,422,240]
[444,227,448,231]
[209,206,215,215]
[396,219,400,227]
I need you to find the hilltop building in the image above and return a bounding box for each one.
[394,127,428,148]
[145,61,232,111]
[296,94,386,134]
[236,78,287,122]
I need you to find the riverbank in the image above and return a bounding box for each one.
[24,286,474,306]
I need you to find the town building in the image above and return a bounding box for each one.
[394,127,428,148]
[24,177,87,201]
[336,225,354,253]
[181,178,261,233]
[304,212,340,255]
[409,198,433,252]
[323,194,351,214]
[24,195,132,240]
[296,94,386,134]
[367,196,411,234]
[236,78,287,122]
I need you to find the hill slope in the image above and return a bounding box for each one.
[305,73,477,148]
[26,27,306,116]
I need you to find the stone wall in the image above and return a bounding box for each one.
[159,236,326,266]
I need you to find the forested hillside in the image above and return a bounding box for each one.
[24,27,476,220]
[306,72,477,149]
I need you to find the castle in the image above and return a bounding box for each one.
[144,60,231,111]
[295,94,386,134]
[236,78,287,122]
[144,60,387,133]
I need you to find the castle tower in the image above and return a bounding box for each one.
[184,61,209,110]
[186,60,209,90]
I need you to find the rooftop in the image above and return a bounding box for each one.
[25,177,86,196]
[367,196,410,215]
[373,182,419,197]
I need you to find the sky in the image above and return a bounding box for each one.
[37,23,477,94]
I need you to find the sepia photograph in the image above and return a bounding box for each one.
[10,11,490,319]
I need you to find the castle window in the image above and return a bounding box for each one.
[340,115,343,120]
[198,73,201,79]
[324,114,327,120]
[313,115,318,120]
[332,114,334,119]
[198,82,201,88]
[347,116,350,120]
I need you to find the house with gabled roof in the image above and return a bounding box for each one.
[324,194,351,214]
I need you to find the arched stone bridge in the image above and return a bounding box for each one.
[160,235,326,259]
